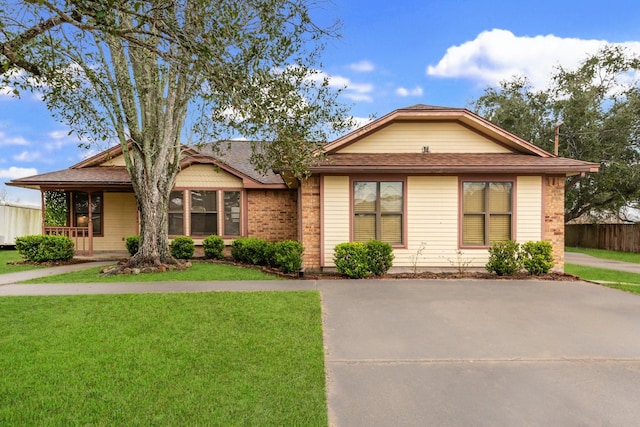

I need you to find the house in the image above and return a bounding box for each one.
[8,105,599,270]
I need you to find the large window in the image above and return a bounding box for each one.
[462,181,513,246]
[353,181,404,245]
[169,190,242,237]
[190,190,217,235]
[73,191,102,235]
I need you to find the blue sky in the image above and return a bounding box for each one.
[2,0,640,205]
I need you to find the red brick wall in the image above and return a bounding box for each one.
[299,175,321,270]
[543,175,565,269]
[247,189,298,242]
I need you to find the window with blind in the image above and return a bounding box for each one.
[169,190,242,237]
[190,190,217,235]
[353,181,403,245]
[168,191,184,235]
[462,181,513,246]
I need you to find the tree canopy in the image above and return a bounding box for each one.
[1,0,353,266]
[472,46,640,222]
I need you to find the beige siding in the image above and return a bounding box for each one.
[101,154,127,166]
[93,192,138,251]
[339,122,512,154]
[322,176,350,265]
[394,176,464,268]
[516,176,543,243]
[175,164,242,188]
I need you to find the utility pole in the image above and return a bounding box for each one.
[554,120,564,156]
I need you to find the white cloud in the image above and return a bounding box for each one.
[0,131,29,146]
[0,166,38,179]
[349,116,373,129]
[396,86,424,97]
[12,151,41,162]
[306,70,374,102]
[427,29,640,89]
[349,60,375,73]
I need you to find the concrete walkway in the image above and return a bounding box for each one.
[565,251,640,274]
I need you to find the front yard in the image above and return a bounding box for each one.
[0,292,327,425]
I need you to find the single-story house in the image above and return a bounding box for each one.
[8,104,599,271]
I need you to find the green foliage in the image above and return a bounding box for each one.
[334,242,371,279]
[231,237,269,266]
[15,235,75,262]
[44,191,68,226]
[271,240,304,273]
[365,240,395,276]
[520,241,554,275]
[125,235,139,256]
[170,236,195,260]
[485,240,522,276]
[202,235,225,259]
[472,45,640,221]
[333,240,394,279]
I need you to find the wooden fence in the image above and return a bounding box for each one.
[565,224,640,253]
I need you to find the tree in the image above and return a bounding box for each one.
[472,46,640,222]
[1,0,352,267]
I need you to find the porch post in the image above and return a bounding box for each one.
[88,191,94,256]
[40,190,45,235]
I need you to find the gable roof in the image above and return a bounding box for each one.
[312,104,599,175]
[8,140,287,190]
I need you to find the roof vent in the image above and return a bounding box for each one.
[422,146,429,154]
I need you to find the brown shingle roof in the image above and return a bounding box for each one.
[310,153,600,174]
[7,167,132,189]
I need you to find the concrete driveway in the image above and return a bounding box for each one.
[321,279,640,426]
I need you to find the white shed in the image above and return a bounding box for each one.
[0,202,42,246]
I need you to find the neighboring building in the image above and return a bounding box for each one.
[0,201,42,246]
[7,105,599,270]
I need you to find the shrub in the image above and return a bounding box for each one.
[334,242,371,279]
[231,237,269,265]
[272,240,304,273]
[125,235,140,256]
[520,241,554,275]
[170,236,195,259]
[15,235,75,262]
[366,240,394,276]
[486,240,522,276]
[203,235,225,259]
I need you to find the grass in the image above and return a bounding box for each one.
[566,246,640,264]
[0,292,327,426]
[21,260,281,283]
[565,263,640,294]
[0,249,44,274]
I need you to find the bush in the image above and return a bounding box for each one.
[125,235,139,256]
[486,240,521,276]
[520,241,554,275]
[334,242,371,279]
[231,237,269,265]
[203,235,225,259]
[15,235,75,262]
[170,236,195,259]
[271,240,304,273]
[366,240,394,276]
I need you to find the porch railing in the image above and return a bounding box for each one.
[44,226,92,256]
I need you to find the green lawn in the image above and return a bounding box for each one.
[566,247,640,264]
[565,263,640,295]
[20,260,281,283]
[0,249,44,274]
[0,292,327,426]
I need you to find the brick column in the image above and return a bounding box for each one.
[544,175,565,270]
[300,175,321,270]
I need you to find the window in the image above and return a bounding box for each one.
[353,181,403,245]
[223,191,241,236]
[190,190,217,235]
[73,191,102,235]
[462,181,513,246]
[168,191,184,235]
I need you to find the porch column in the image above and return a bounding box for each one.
[40,190,45,235]
[87,191,94,256]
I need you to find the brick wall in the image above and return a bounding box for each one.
[543,175,565,270]
[299,175,321,270]
[247,189,298,242]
